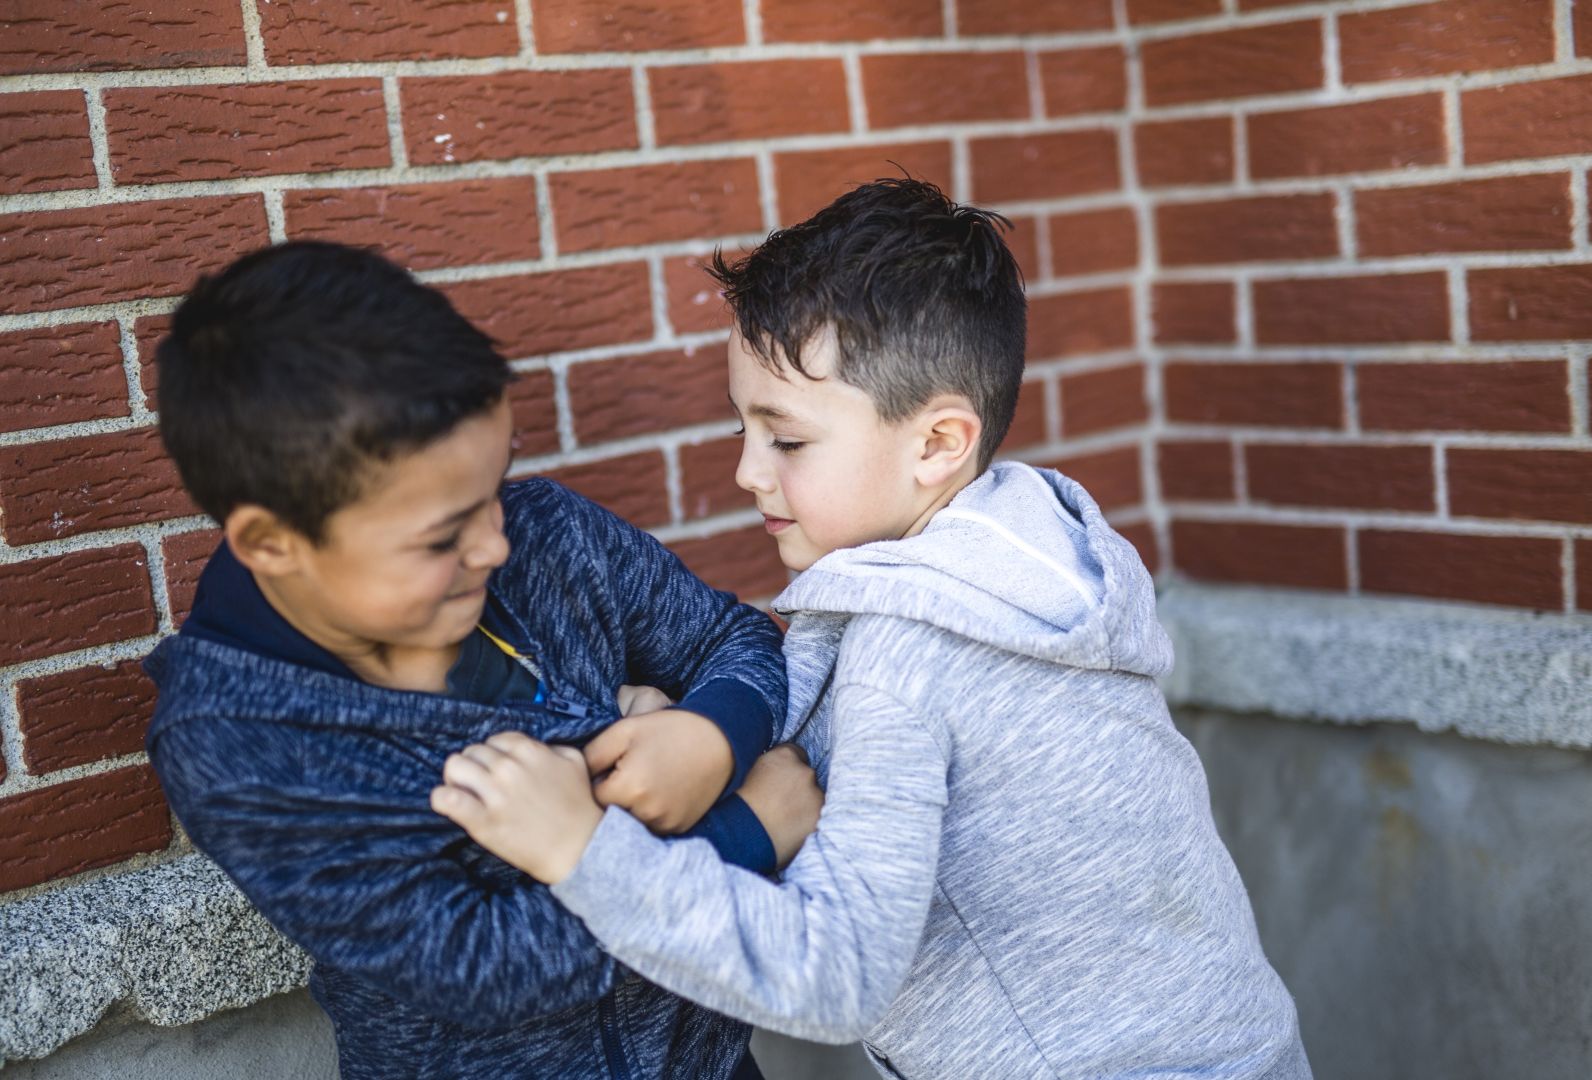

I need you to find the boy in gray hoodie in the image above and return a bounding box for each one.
[433,178,1311,1079]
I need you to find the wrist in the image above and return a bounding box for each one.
[543,800,605,885]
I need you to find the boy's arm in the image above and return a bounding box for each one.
[443,681,948,1044]
[568,490,786,795]
[157,730,624,1030]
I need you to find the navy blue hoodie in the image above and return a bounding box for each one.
[145,478,786,1079]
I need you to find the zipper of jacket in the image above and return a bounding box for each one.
[597,994,630,1080]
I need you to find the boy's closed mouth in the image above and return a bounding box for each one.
[761,514,795,535]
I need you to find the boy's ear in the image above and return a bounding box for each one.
[224,505,309,578]
[913,398,982,487]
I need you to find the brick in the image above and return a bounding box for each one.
[970,130,1119,204]
[135,315,171,403]
[680,437,750,520]
[104,81,388,184]
[1358,361,1571,433]
[762,0,942,41]
[669,526,791,599]
[0,426,194,544]
[1470,265,1592,341]
[1049,208,1138,278]
[536,451,670,528]
[1172,520,1347,590]
[652,60,850,146]
[569,343,730,445]
[552,159,761,254]
[1340,0,1554,84]
[1060,364,1147,437]
[283,179,541,271]
[442,263,652,359]
[507,369,560,457]
[403,70,636,165]
[1128,0,1223,23]
[1246,443,1434,512]
[1006,218,1043,285]
[1039,47,1127,117]
[1134,117,1234,188]
[17,660,155,775]
[863,52,1030,128]
[1164,361,1342,428]
[959,0,1112,33]
[0,196,268,316]
[1360,530,1562,610]
[0,546,156,666]
[1158,440,1235,501]
[773,141,954,224]
[1357,174,1571,257]
[163,528,222,625]
[1157,194,1337,268]
[0,323,129,434]
[1045,445,1143,511]
[1153,282,1235,344]
[1142,21,1323,106]
[1448,449,1592,524]
[533,0,743,52]
[1255,273,1449,345]
[0,766,172,893]
[1005,381,1050,449]
[1248,94,1445,179]
[1579,540,1592,611]
[0,2,244,74]
[0,91,95,195]
[666,255,732,333]
[258,0,518,63]
[1463,75,1592,164]
[1028,288,1134,360]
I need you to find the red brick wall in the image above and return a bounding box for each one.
[0,0,1587,896]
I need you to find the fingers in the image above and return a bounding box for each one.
[430,784,486,828]
[583,720,633,776]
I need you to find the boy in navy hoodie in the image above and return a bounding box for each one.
[143,242,820,1080]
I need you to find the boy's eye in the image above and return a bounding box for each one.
[771,439,804,454]
[428,533,463,554]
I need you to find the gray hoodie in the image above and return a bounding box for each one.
[553,462,1310,1078]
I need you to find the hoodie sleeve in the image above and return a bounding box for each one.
[155,730,625,1030]
[563,487,787,792]
[551,681,949,1043]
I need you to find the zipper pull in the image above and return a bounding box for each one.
[545,694,589,720]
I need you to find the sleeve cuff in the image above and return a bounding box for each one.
[674,678,775,792]
[683,794,777,875]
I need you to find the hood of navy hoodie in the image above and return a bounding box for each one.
[772,460,1172,680]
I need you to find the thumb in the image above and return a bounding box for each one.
[553,744,587,768]
[583,720,632,776]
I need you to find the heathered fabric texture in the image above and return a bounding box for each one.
[554,462,1310,1078]
[145,478,786,1080]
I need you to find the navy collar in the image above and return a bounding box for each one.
[181,540,363,682]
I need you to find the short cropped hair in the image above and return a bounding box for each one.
[710,177,1026,470]
[157,241,512,542]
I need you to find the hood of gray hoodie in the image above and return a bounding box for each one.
[772,460,1172,680]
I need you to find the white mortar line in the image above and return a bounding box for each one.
[1569,349,1591,436]
[513,0,536,58]
[1555,0,1576,64]
[1333,184,1356,260]
[532,170,558,260]
[1025,48,1045,120]
[663,443,686,525]
[1042,374,1062,441]
[116,317,152,417]
[646,254,674,340]
[239,0,267,71]
[262,189,287,243]
[1443,84,1463,168]
[843,49,869,133]
[82,88,113,190]
[381,74,410,169]
[743,0,764,47]
[755,150,779,229]
[631,65,657,150]
[1159,504,1592,541]
[1565,537,1578,613]
[1431,439,1449,520]
[550,360,577,453]
[1343,362,1360,434]
[1345,523,1360,593]
[1234,275,1256,348]
[1571,168,1590,253]
[1321,10,1343,98]
[943,0,958,39]
[1447,266,1469,345]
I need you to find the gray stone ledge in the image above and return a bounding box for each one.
[0,855,306,1066]
[1158,583,1592,749]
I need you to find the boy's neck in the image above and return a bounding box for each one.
[252,571,463,693]
[900,464,981,542]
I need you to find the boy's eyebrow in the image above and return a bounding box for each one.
[727,392,801,424]
[426,499,488,533]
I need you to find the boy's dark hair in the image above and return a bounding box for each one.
[710,177,1026,470]
[157,241,512,542]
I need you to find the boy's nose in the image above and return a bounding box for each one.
[466,502,511,570]
[735,443,773,495]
